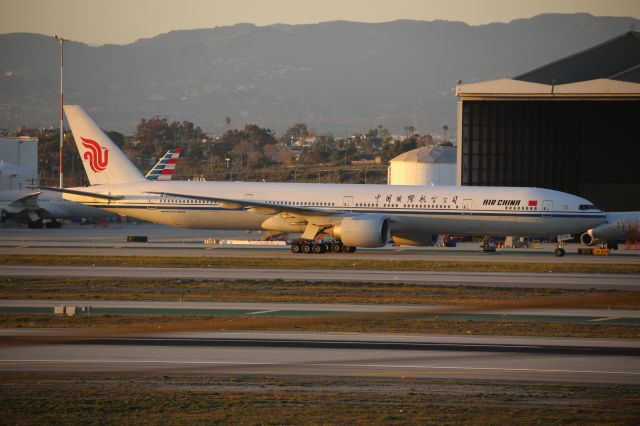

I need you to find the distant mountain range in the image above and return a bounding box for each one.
[0,13,638,135]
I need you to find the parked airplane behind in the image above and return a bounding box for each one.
[580,212,640,249]
[1,148,182,227]
[43,105,607,256]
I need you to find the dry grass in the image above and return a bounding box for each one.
[2,314,639,340]
[1,372,639,425]
[2,277,639,308]
[3,254,640,273]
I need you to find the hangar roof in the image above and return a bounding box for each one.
[456,77,640,99]
[456,31,640,100]
[516,31,640,84]
[390,145,456,164]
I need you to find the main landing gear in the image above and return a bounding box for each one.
[290,239,356,254]
[554,241,567,257]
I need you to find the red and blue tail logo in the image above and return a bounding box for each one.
[81,137,109,172]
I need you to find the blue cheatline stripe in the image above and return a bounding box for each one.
[81,203,606,219]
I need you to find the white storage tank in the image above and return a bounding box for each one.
[387,145,456,185]
[0,137,38,190]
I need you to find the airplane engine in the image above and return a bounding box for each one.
[332,215,390,248]
[580,220,639,246]
[391,233,434,246]
[580,231,595,246]
[0,209,7,222]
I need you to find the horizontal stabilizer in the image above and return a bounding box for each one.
[33,186,124,200]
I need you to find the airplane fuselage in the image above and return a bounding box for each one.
[64,180,606,240]
[1,189,111,224]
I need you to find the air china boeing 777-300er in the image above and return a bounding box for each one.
[40,105,607,256]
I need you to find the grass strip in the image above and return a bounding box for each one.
[3,254,640,273]
[2,314,639,339]
[1,278,639,307]
[1,373,639,425]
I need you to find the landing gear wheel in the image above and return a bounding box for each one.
[554,248,565,257]
[348,246,357,253]
[331,243,342,253]
[301,244,312,254]
[312,244,324,254]
[291,243,301,254]
[341,245,353,253]
[27,220,44,229]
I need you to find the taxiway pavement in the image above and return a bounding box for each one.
[2,223,639,263]
[1,330,638,384]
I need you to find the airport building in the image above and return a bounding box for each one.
[387,145,456,185]
[455,31,640,211]
[0,137,38,190]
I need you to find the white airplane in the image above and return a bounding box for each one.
[580,212,640,249]
[1,147,181,228]
[41,105,607,256]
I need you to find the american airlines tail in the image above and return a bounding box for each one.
[145,148,183,181]
[64,105,145,185]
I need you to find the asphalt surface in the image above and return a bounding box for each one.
[2,265,640,290]
[1,330,638,384]
[2,223,640,263]
[2,223,639,385]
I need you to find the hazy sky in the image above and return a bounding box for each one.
[3,0,639,45]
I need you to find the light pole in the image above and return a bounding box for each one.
[54,35,64,188]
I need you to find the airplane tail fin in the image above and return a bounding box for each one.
[64,105,145,185]
[145,148,182,181]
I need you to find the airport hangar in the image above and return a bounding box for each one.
[455,31,640,212]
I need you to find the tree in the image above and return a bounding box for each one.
[442,124,449,143]
[224,116,231,128]
[106,130,125,149]
[280,123,309,144]
[404,126,415,138]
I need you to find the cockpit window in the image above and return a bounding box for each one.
[579,204,598,211]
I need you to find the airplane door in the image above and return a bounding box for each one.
[462,199,473,215]
[147,194,157,209]
[542,200,553,216]
[343,196,353,207]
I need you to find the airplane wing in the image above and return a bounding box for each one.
[5,192,42,212]
[33,186,124,201]
[145,191,340,217]
[145,148,182,181]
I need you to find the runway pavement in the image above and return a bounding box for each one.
[2,223,640,263]
[2,264,640,290]
[1,330,638,384]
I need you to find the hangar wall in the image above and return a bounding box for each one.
[459,100,640,211]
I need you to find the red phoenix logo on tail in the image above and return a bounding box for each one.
[81,137,109,172]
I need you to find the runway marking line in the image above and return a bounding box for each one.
[1,359,638,376]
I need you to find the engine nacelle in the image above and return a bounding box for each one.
[332,215,390,248]
[0,208,7,223]
[391,233,434,246]
[580,231,595,246]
